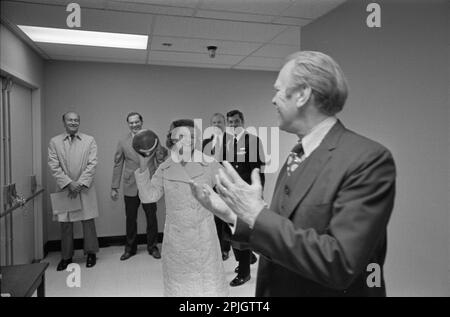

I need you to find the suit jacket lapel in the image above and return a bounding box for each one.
[281,120,346,218]
[269,159,288,212]
[125,133,140,163]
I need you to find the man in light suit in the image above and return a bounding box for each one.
[191,51,396,296]
[111,112,165,261]
[48,111,99,271]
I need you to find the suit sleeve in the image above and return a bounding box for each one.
[111,141,124,189]
[233,148,396,290]
[48,139,72,189]
[78,138,98,188]
[134,166,164,203]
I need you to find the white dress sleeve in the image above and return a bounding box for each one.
[135,166,164,203]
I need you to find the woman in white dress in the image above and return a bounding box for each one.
[134,119,229,297]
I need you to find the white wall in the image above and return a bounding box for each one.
[43,62,291,241]
[301,0,449,296]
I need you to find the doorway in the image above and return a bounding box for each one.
[1,76,40,265]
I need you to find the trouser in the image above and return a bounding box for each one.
[233,248,251,277]
[124,195,158,253]
[214,216,231,253]
[61,219,99,260]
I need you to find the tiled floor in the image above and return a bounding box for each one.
[43,245,257,297]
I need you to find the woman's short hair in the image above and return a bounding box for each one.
[286,51,349,116]
[165,119,196,149]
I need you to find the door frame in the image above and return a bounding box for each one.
[0,69,44,262]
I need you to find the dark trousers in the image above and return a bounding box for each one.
[233,248,251,277]
[214,216,231,253]
[61,219,99,260]
[124,195,158,253]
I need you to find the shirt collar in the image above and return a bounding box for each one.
[301,116,337,157]
[234,129,246,142]
[64,132,81,141]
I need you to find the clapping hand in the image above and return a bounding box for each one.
[215,161,266,228]
[189,181,237,225]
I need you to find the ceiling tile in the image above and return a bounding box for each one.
[153,16,286,42]
[82,9,153,34]
[270,26,300,45]
[148,60,232,69]
[252,43,299,58]
[149,51,242,65]
[195,10,273,24]
[105,1,194,16]
[271,16,312,26]
[281,0,346,19]
[5,0,107,10]
[150,36,261,56]
[114,0,199,8]
[199,0,293,16]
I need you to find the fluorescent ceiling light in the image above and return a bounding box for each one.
[18,25,148,49]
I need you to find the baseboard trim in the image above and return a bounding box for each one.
[43,232,164,258]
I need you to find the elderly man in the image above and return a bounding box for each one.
[48,111,99,271]
[191,51,396,296]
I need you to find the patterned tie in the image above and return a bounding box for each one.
[286,141,304,176]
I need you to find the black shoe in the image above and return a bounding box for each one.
[230,274,250,287]
[234,266,240,274]
[148,247,161,259]
[251,252,257,264]
[120,251,136,261]
[86,253,96,268]
[222,251,229,261]
[57,258,72,271]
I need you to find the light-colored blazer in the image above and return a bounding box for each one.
[48,132,99,222]
[111,132,160,197]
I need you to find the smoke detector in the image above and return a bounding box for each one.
[207,45,217,58]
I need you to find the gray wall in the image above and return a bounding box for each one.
[301,0,449,296]
[43,62,293,242]
[1,23,46,259]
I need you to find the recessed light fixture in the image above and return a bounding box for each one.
[18,25,148,49]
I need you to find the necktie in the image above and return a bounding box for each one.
[233,135,238,162]
[286,141,304,176]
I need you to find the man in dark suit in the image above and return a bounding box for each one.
[111,112,166,261]
[219,109,265,287]
[202,113,231,261]
[191,51,396,296]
